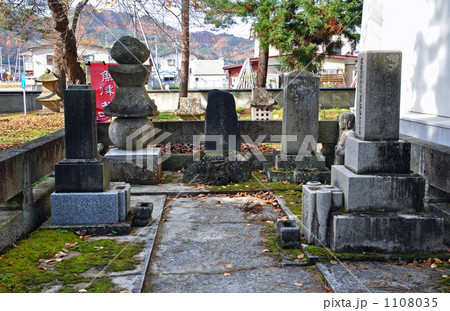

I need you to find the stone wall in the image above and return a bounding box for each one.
[0,91,42,113]
[0,130,65,252]
[147,88,355,112]
[0,88,355,114]
[98,120,339,167]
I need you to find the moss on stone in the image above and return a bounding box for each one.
[0,229,143,293]
[208,171,301,192]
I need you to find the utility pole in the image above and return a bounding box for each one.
[8,55,11,80]
[0,47,3,82]
[175,36,179,86]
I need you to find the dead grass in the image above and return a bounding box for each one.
[0,112,65,151]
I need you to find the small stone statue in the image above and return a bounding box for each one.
[334,112,355,165]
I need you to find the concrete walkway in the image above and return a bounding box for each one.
[144,195,328,293]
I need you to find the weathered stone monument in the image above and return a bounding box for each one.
[264,70,329,183]
[248,88,275,120]
[182,89,251,185]
[51,85,130,227]
[104,36,162,184]
[328,51,443,253]
[175,97,205,120]
[334,112,355,165]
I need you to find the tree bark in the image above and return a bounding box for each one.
[53,40,66,97]
[256,44,269,88]
[179,0,189,99]
[47,0,87,85]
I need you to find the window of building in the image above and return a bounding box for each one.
[83,55,94,62]
[164,77,174,81]
[168,59,175,66]
[46,55,53,65]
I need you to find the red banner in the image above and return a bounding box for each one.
[89,63,117,123]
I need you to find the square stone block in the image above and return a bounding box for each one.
[275,154,326,171]
[331,214,444,253]
[301,184,343,246]
[345,137,411,174]
[111,182,131,221]
[105,147,161,171]
[51,188,120,225]
[55,158,110,193]
[276,220,301,249]
[331,165,425,213]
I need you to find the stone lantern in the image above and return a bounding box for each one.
[35,69,63,113]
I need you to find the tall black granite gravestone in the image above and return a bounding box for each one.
[55,85,110,192]
[204,89,240,152]
[51,85,131,226]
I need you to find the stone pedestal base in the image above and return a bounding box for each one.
[182,153,252,185]
[251,107,273,120]
[301,184,343,246]
[275,154,327,171]
[51,184,131,225]
[331,165,425,213]
[345,137,411,174]
[105,148,162,184]
[55,158,110,193]
[331,214,444,253]
[263,164,330,184]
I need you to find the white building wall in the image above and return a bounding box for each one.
[360,0,450,119]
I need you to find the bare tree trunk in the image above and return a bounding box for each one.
[179,0,189,98]
[47,0,87,85]
[256,44,269,88]
[53,40,66,97]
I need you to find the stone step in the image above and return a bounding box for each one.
[331,165,425,213]
[0,210,24,253]
[331,214,444,253]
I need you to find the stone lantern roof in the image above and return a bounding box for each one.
[36,68,59,83]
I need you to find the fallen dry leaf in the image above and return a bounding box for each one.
[55,251,67,258]
[330,260,338,265]
[434,258,442,264]
[431,263,438,269]
[0,255,3,260]
[262,249,270,253]
[94,246,104,250]
[442,275,448,278]
[325,287,331,292]
[294,282,303,287]
[78,289,87,293]
[225,264,234,269]
[223,273,231,277]
[297,253,305,259]
[8,261,14,266]
[12,243,17,248]
[61,248,69,253]
[120,291,132,293]
[65,242,78,249]
[18,255,24,258]
[39,266,47,271]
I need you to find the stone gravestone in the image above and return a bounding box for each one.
[265,70,328,184]
[329,51,443,253]
[182,89,251,185]
[204,89,241,152]
[51,85,130,226]
[104,36,162,184]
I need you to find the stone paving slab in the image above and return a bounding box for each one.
[145,195,328,292]
[164,196,277,224]
[317,262,450,293]
[147,266,327,293]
